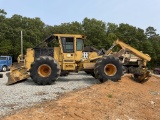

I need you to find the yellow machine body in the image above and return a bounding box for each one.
[7,34,151,85]
[7,34,99,85]
[23,34,90,71]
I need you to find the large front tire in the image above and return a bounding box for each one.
[94,55,123,83]
[30,56,60,85]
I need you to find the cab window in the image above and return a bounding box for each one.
[76,39,83,51]
[61,37,74,53]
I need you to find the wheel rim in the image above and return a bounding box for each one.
[38,64,51,77]
[104,64,117,76]
[3,67,6,71]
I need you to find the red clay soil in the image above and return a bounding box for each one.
[1,74,160,120]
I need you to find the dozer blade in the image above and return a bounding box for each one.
[6,66,30,85]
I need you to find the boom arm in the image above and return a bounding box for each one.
[114,39,151,62]
[111,39,151,82]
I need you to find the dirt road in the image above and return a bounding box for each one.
[1,74,160,120]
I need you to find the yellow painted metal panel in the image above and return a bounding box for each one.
[63,63,76,70]
[83,62,95,69]
[115,40,151,61]
[25,48,34,70]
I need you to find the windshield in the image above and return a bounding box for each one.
[61,37,74,53]
[76,39,83,51]
[0,57,7,60]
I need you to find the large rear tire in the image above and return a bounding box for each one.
[94,55,123,83]
[30,56,60,85]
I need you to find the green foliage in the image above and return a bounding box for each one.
[0,10,45,59]
[107,94,112,98]
[82,18,107,49]
[106,23,118,48]
[0,9,160,68]
[145,26,158,38]
[47,21,83,34]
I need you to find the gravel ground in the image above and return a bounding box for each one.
[0,71,99,117]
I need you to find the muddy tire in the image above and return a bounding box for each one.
[94,55,123,83]
[30,56,60,85]
[123,66,128,73]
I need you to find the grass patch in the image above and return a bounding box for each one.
[107,94,112,98]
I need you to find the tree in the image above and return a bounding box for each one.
[49,21,83,34]
[0,9,8,55]
[0,13,45,59]
[0,9,160,67]
[106,22,118,35]
[115,23,147,50]
[145,26,158,38]
[82,18,107,49]
[0,9,7,23]
[149,36,160,67]
[105,23,118,48]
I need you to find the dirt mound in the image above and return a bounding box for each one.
[1,75,160,120]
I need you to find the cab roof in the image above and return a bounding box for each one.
[53,34,86,39]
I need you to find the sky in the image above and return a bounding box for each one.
[0,0,160,34]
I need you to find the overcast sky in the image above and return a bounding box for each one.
[0,0,160,34]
